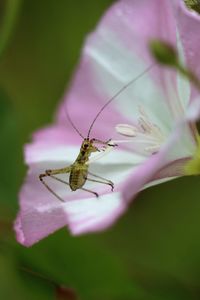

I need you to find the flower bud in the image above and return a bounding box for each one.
[149,40,178,67]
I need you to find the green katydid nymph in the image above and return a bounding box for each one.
[39,65,153,201]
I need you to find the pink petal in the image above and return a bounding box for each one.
[64,192,126,235]
[122,97,200,203]
[63,98,200,237]
[98,0,176,63]
[57,0,182,142]
[174,0,200,99]
[15,171,68,246]
[32,125,80,145]
[25,143,78,165]
[25,125,82,165]
[57,58,130,141]
[122,131,184,203]
[15,127,82,246]
[64,120,195,237]
[15,158,95,246]
[14,206,67,247]
[15,0,200,245]
[16,127,141,245]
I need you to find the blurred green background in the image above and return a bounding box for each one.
[1,1,200,299]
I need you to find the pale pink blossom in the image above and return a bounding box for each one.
[15,0,200,246]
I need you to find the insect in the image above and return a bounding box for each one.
[39,65,153,201]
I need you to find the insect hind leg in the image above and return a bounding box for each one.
[50,175,99,198]
[39,172,99,201]
[39,166,72,202]
[39,173,66,202]
[87,171,114,191]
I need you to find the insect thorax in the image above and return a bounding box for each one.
[76,139,98,164]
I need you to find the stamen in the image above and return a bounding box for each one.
[116,106,165,155]
[138,117,152,133]
[144,144,160,154]
[116,124,138,137]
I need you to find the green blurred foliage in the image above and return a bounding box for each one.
[1,1,200,299]
[184,0,200,14]
[0,0,22,58]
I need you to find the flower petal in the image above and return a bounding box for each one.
[122,96,200,203]
[32,125,81,146]
[15,172,68,247]
[57,0,187,143]
[25,143,79,165]
[15,157,97,246]
[14,206,67,247]
[16,131,145,246]
[25,124,82,165]
[63,192,126,235]
[15,0,200,246]
[57,57,130,141]
[174,0,200,99]
[63,96,200,237]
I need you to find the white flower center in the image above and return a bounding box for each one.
[116,106,165,154]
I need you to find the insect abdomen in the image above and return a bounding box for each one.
[69,166,88,191]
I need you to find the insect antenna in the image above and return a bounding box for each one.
[87,64,155,138]
[64,105,85,139]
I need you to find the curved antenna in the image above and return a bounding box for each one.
[87,64,155,138]
[64,105,85,139]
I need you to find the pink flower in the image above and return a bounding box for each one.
[15,0,200,246]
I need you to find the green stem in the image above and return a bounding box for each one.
[177,64,200,91]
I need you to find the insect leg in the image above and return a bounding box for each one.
[50,175,99,198]
[45,166,72,176]
[92,138,117,147]
[39,173,66,202]
[39,167,99,199]
[39,167,72,202]
[88,171,114,191]
[80,187,99,198]
[88,171,114,182]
